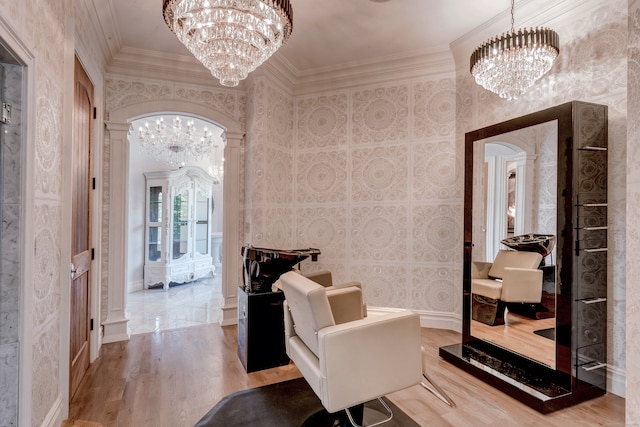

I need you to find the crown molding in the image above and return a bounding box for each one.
[106,46,242,88]
[81,0,122,66]
[289,47,456,96]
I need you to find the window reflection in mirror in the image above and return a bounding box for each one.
[470,120,558,368]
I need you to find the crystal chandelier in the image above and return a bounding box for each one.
[137,116,225,174]
[470,0,559,100]
[162,0,293,87]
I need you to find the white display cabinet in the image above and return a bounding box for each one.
[144,166,215,290]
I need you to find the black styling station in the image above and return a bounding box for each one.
[440,101,608,413]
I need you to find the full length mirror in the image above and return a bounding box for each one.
[470,121,558,368]
[441,101,608,413]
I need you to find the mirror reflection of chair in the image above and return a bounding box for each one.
[279,271,454,427]
[471,249,543,326]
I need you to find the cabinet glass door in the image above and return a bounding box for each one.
[148,186,162,262]
[173,189,189,260]
[195,192,210,255]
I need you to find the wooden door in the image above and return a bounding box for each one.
[70,57,93,399]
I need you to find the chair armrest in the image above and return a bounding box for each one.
[472,261,493,279]
[500,267,543,302]
[325,286,364,324]
[317,311,422,412]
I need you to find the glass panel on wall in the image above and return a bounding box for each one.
[195,193,209,255]
[173,190,189,260]
[149,186,163,222]
[148,226,162,261]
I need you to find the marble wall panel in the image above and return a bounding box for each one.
[0,61,20,427]
[0,342,18,427]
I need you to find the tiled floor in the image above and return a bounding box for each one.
[126,274,224,335]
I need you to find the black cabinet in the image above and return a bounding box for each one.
[237,286,290,372]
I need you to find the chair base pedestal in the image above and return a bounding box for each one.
[471,294,506,326]
[302,404,364,427]
[302,399,403,427]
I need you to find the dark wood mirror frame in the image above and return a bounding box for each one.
[440,101,608,413]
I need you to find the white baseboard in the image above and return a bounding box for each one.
[41,393,64,427]
[608,364,625,397]
[366,307,462,332]
[418,311,462,332]
[128,279,144,293]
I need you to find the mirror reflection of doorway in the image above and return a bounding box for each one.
[125,114,225,334]
[471,121,558,369]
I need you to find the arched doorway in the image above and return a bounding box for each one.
[104,100,243,343]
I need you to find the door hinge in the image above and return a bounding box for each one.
[93,107,97,119]
[91,248,95,260]
[92,177,96,190]
[90,318,94,331]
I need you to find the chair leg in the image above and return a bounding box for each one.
[344,398,393,427]
[421,372,456,407]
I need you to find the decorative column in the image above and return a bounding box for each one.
[102,121,130,342]
[220,131,244,326]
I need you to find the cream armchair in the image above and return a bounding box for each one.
[280,271,423,426]
[472,249,543,325]
[304,270,367,320]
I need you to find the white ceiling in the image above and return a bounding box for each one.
[103,0,512,75]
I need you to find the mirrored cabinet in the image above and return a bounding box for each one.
[144,166,215,290]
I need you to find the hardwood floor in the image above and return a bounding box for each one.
[471,312,557,367]
[66,324,624,427]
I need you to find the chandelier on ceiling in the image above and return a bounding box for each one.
[137,116,225,182]
[470,0,559,100]
[162,0,293,87]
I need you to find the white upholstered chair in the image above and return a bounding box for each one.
[280,271,453,427]
[472,249,543,325]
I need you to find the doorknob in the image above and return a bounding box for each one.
[71,263,77,279]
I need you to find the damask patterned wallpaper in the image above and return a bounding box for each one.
[251,78,463,315]
[626,0,640,421]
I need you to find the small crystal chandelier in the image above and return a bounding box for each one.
[470,0,559,100]
[137,116,225,172]
[162,0,293,87]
